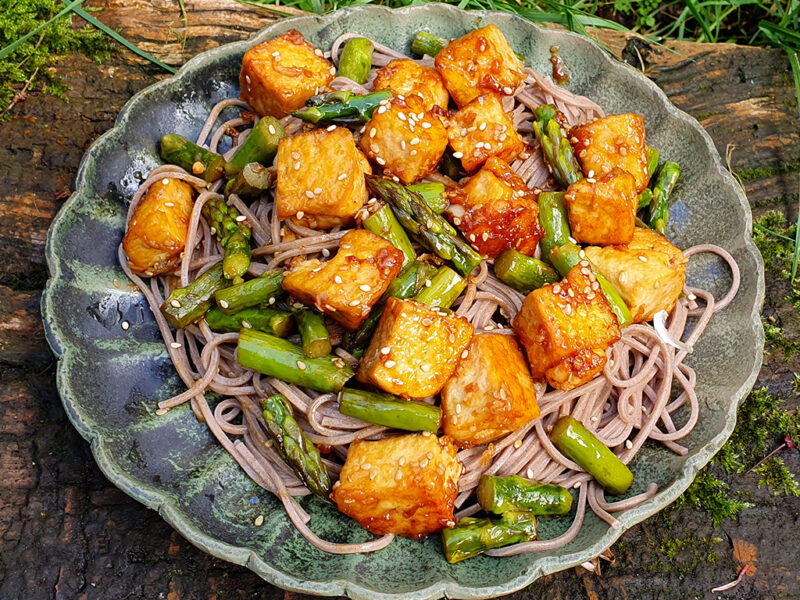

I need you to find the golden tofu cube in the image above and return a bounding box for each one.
[435,25,525,107]
[512,265,621,391]
[276,127,370,228]
[281,230,404,330]
[239,30,334,118]
[448,157,542,258]
[564,167,638,246]
[441,333,540,448]
[123,178,195,276]
[372,59,450,112]
[447,93,524,172]
[360,94,448,184]
[584,227,688,323]
[570,113,649,192]
[331,433,462,539]
[358,298,473,398]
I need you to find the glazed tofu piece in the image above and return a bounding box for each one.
[239,30,334,118]
[281,230,404,330]
[372,59,450,111]
[440,333,540,448]
[447,93,525,173]
[564,167,638,246]
[331,432,462,539]
[123,178,195,276]
[512,265,621,391]
[584,227,688,323]
[275,127,370,228]
[570,113,649,192]
[360,94,448,184]
[447,157,542,258]
[435,25,526,107]
[358,298,473,398]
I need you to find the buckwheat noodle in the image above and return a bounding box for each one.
[120,34,741,557]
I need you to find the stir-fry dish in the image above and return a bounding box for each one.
[120,26,740,561]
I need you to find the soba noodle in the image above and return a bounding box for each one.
[120,34,741,556]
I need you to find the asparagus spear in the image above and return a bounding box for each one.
[237,329,353,393]
[411,31,449,57]
[537,191,571,262]
[494,249,559,294]
[413,266,466,309]
[337,38,374,84]
[441,511,538,563]
[363,204,416,268]
[647,161,680,235]
[366,175,483,276]
[550,416,633,495]
[260,394,331,498]
[205,305,293,337]
[338,388,442,432]
[292,90,392,125]
[213,270,283,314]
[202,198,252,281]
[224,116,285,177]
[646,146,660,184]
[407,182,448,214]
[476,475,573,515]
[533,104,583,188]
[161,263,230,329]
[293,308,332,358]
[225,162,274,200]
[637,187,653,210]
[160,133,226,183]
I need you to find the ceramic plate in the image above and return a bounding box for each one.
[42,5,764,599]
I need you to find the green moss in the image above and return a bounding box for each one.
[763,319,800,359]
[738,162,800,181]
[756,457,800,496]
[676,470,753,527]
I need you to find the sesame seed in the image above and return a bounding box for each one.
[268,297,276,305]
[349,299,361,306]
[370,470,378,479]
[687,293,697,300]
[369,127,377,138]
[469,234,476,242]
[359,284,371,292]
[574,481,582,489]
[514,440,522,449]
[421,122,431,129]
[425,279,432,287]
[481,232,489,241]
[579,250,586,259]
[503,86,513,94]
[485,325,494,331]
[291,151,300,160]
[313,187,323,195]
[254,515,264,527]
[553,285,561,294]
[155,407,169,416]
[410,150,417,156]
[219,300,229,309]
[568,236,577,244]
[245,75,251,84]
[475,141,485,149]
[334,275,343,284]
[361,462,372,470]
[376,157,386,165]
[410,137,420,145]
[170,342,182,349]
[297,360,307,370]
[638,255,648,262]
[121,321,130,330]
[164,202,174,207]
[380,346,391,355]
[337,172,347,181]
[452,151,464,158]
[385,360,396,368]
[398,112,407,121]
[499,134,507,142]
[326,124,336,132]
[315,48,323,57]
[377,106,387,114]
[419,458,429,468]
[294,161,301,170]
[453,217,462,226]
[371,143,380,153]
[305,190,314,198]
[322,248,330,257]
[401,140,407,150]
[586,178,596,183]
[236,215,247,222]
[625,440,633,449]
[461,350,469,359]
[329,67,336,75]
[399,457,406,466]
[170,299,181,308]
[268,124,276,135]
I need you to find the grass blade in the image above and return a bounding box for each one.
[685,0,716,42]
[232,0,299,17]
[0,0,85,61]
[792,173,800,283]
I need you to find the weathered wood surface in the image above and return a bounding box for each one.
[1,2,799,598]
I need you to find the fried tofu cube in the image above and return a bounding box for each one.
[358,298,473,398]
[584,227,688,323]
[281,230,404,330]
[435,25,525,107]
[331,433,462,539]
[447,94,524,173]
[372,59,450,111]
[447,157,542,258]
[512,265,621,391]
[441,333,540,448]
[239,30,334,118]
[276,127,370,228]
[570,113,649,192]
[564,167,638,246]
[360,94,448,184]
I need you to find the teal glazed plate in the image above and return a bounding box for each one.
[42,5,764,599]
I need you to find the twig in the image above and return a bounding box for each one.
[0,66,39,119]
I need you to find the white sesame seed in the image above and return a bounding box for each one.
[170,299,181,308]
[245,75,251,84]
[452,151,464,158]
[461,350,469,359]
[587,170,595,178]
[687,293,697,300]
[377,106,387,114]
[481,232,489,241]
[625,440,633,449]
[236,215,247,222]
[421,122,431,129]
[321,248,330,257]
[155,407,169,416]
[254,515,264,527]
[425,279,432,287]
[586,178,596,184]
[219,300,229,309]
[469,234,476,242]
[313,187,323,195]
[475,141,485,149]
[478,122,487,131]
[268,297,276,305]
[401,140,407,150]
[410,137,420,145]
[514,440,522,449]
[574,481,582,489]
[170,342,182,349]
[385,360,396,368]
[369,127,377,138]
[297,360,307,370]
[164,202,174,207]
[553,284,561,294]
[527,468,535,479]
[349,299,361,306]
[294,161,301,170]
[334,275,343,284]
[161,178,170,185]
[268,124,276,135]
[291,151,300,160]
[568,236,577,244]
[503,86,513,94]
[326,124,336,131]
[639,255,648,262]
[485,325,494,331]
[305,190,314,198]
[380,346,391,355]
[121,321,130,330]
[359,284,371,292]
[376,157,386,165]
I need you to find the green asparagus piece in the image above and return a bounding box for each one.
[647,161,680,235]
[238,329,354,393]
[363,204,416,268]
[646,146,660,184]
[411,31,449,57]
[550,416,633,495]
[413,266,466,309]
[477,475,573,515]
[338,37,374,84]
[225,162,274,200]
[637,188,653,210]
[201,197,252,281]
[533,105,583,188]
[494,249,559,294]
[537,192,571,262]
[366,175,483,277]
[548,242,633,328]
[205,305,293,337]
[214,270,283,314]
[160,133,226,183]
[292,90,392,125]
[261,394,331,497]
[338,388,442,432]
[407,182,448,214]
[441,511,538,563]
[161,263,230,329]
[224,116,285,177]
[293,308,332,358]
